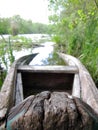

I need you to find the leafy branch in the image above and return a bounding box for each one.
[94,0,98,8]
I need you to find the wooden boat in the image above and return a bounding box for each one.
[0,53,98,130]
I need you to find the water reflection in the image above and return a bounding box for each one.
[30,42,54,65]
[1,34,65,69]
[13,41,65,66]
[14,48,32,60]
[30,42,65,65]
[1,41,65,69]
[41,52,65,65]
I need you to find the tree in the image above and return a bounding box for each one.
[0,15,51,35]
[48,0,98,86]
[0,18,10,34]
[10,15,23,35]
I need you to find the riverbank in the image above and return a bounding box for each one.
[0,34,51,50]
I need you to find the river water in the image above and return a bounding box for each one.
[0,34,65,69]
[13,41,54,65]
[13,41,65,66]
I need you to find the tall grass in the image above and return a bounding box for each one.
[0,35,15,88]
[53,11,98,86]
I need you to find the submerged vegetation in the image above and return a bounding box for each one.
[48,0,98,86]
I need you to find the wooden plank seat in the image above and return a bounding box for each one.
[17,65,78,73]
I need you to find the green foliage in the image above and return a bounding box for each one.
[52,35,61,43]
[0,42,8,69]
[42,51,65,65]
[49,0,98,86]
[0,15,51,35]
[8,37,15,64]
[0,18,10,34]
[0,36,15,70]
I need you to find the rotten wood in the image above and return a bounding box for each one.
[6,91,95,130]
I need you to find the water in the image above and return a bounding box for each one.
[18,34,51,42]
[0,34,65,69]
[30,42,54,65]
[12,41,53,64]
[13,41,65,66]
[0,34,51,43]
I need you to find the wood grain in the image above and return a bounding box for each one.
[58,53,98,114]
[6,91,94,130]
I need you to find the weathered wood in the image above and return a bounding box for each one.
[0,63,17,130]
[21,72,74,98]
[72,74,81,98]
[6,91,94,130]
[1,52,98,129]
[18,65,78,74]
[58,53,98,114]
[18,65,78,98]
[0,54,37,129]
[15,73,24,105]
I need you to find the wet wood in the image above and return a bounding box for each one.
[6,91,94,130]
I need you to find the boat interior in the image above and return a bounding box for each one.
[15,65,78,104]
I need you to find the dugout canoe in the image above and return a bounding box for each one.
[0,53,98,129]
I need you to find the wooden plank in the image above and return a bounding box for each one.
[18,65,78,74]
[58,53,98,114]
[22,72,74,98]
[0,63,17,129]
[72,74,81,98]
[15,73,24,105]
